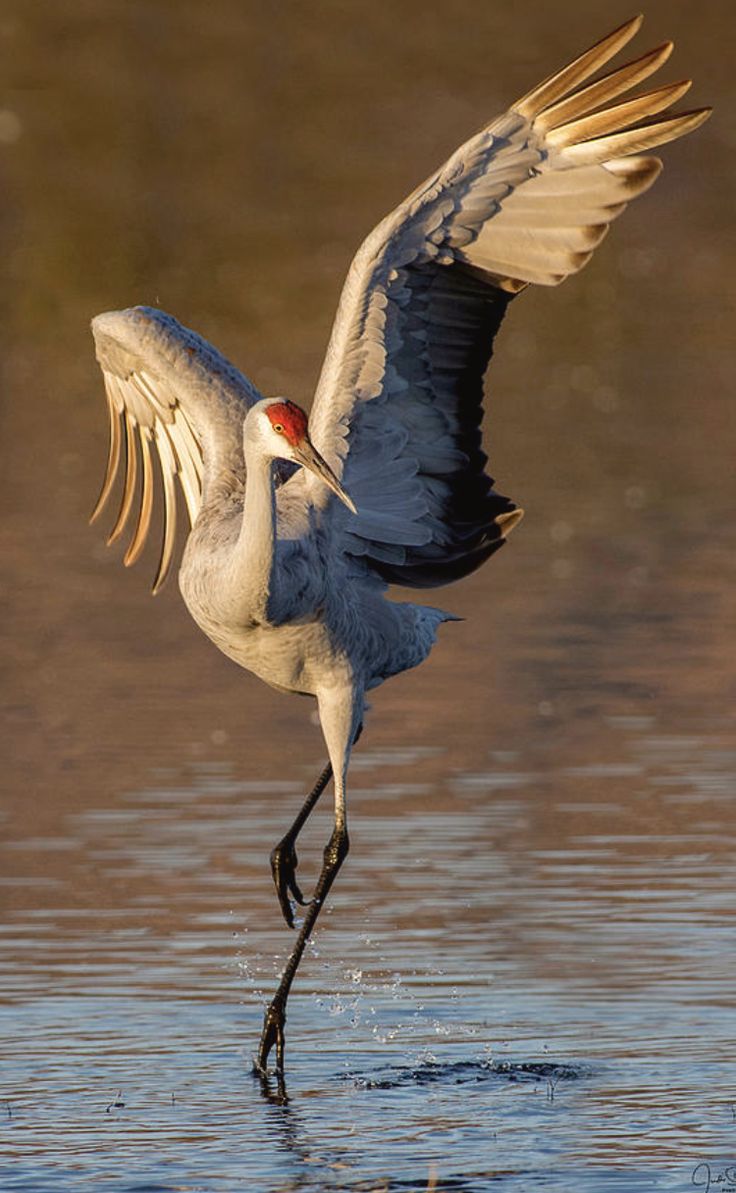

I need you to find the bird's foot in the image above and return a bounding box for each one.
[270,837,309,929]
[254,1067,288,1105]
[253,999,286,1080]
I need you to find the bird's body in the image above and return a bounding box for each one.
[183,512,450,703]
[179,444,451,702]
[89,17,709,1091]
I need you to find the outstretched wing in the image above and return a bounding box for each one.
[307,16,710,588]
[90,306,263,592]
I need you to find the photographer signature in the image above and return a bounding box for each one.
[692,1163,736,1191]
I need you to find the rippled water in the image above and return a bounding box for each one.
[1,1,734,1190]
[3,707,735,1191]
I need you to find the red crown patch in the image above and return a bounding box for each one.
[265,400,308,446]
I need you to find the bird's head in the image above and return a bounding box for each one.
[247,398,357,514]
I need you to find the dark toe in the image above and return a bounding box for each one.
[271,840,309,928]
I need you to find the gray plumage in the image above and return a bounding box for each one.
[88,16,709,1079]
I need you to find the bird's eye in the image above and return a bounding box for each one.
[273,423,284,433]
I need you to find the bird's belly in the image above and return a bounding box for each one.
[192,611,343,697]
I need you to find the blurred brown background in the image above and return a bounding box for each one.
[0,0,733,852]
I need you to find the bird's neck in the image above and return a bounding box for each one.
[228,443,277,622]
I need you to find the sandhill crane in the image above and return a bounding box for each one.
[89,16,709,1087]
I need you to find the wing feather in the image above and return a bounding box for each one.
[152,423,179,595]
[124,426,154,567]
[512,16,645,119]
[90,388,122,523]
[544,80,692,148]
[551,108,709,167]
[170,409,203,524]
[307,19,709,587]
[107,408,138,545]
[90,306,263,592]
[533,41,674,132]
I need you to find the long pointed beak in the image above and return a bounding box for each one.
[294,439,357,514]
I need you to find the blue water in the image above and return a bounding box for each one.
[3,719,735,1192]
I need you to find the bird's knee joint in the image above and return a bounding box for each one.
[272,833,297,860]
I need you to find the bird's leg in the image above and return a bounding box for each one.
[270,761,332,928]
[254,687,359,1081]
[270,724,362,929]
[254,817,349,1081]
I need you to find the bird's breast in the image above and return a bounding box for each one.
[179,563,348,697]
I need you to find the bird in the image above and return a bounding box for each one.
[89,16,709,1089]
